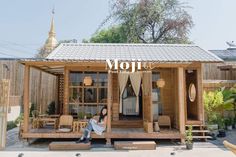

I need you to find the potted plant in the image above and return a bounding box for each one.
[77,112,85,120]
[217,117,226,137]
[185,125,193,150]
[234,117,236,129]
[225,118,233,130]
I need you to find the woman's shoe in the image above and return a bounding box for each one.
[76,138,85,143]
[83,138,90,144]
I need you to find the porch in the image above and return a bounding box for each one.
[20,61,203,143]
[22,126,182,140]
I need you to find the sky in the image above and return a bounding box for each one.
[0,0,236,58]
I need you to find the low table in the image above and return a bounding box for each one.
[73,120,88,132]
[38,117,58,129]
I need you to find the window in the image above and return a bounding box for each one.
[69,72,108,116]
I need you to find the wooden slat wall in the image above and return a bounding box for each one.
[203,80,236,92]
[112,73,119,121]
[203,62,236,80]
[160,68,177,127]
[0,60,58,113]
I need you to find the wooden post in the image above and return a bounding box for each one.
[177,67,185,143]
[0,79,10,149]
[23,65,30,133]
[106,71,112,145]
[197,64,204,123]
[63,67,69,114]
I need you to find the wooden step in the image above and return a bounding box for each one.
[49,141,91,150]
[112,120,143,128]
[114,141,156,150]
[186,124,207,127]
[193,136,212,139]
[192,130,210,133]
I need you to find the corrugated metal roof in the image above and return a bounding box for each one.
[210,49,236,61]
[46,43,223,63]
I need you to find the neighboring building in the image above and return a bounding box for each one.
[203,42,236,91]
[20,43,222,143]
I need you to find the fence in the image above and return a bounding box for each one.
[0,59,58,115]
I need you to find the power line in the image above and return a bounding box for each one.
[0,45,37,55]
[0,40,40,51]
[0,51,20,58]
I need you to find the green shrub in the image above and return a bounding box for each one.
[15,113,24,125]
[7,121,17,131]
[29,103,36,117]
[46,101,56,115]
[204,90,223,124]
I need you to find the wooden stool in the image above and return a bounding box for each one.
[114,141,156,150]
[49,142,91,150]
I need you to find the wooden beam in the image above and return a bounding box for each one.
[106,71,112,145]
[63,67,69,114]
[23,65,30,133]
[30,65,57,76]
[177,67,185,143]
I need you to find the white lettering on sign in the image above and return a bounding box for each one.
[106,59,142,72]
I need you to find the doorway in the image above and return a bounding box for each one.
[185,70,198,120]
[120,78,143,120]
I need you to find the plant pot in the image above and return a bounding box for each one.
[207,124,218,131]
[186,143,193,150]
[227,125,233,131]
[233,124,236,129]
[217,129,226,138]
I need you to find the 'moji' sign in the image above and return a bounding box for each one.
[106,59,153,72]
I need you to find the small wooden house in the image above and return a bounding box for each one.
[20,43,222,143]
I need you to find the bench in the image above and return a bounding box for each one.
[114,141,156,150]
[49,141,91,150]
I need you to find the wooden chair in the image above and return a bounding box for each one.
[31,110,40,129]
[158,115,171,129]
[57,115,73,132]
[223,140,236,155]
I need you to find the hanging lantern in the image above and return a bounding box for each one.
[83,76,92,86]
[156,78,165,88]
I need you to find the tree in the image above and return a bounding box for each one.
[84,25,129,43]
[97,0,193,43]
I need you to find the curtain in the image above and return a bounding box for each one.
[118,72,129,113]
[130,72,142,112]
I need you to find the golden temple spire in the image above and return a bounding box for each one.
[43,7,58,54]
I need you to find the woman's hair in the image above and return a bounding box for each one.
[99,106,107,122]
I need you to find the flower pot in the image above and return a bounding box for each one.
[186,143,193,150]
[233,124,236,129]
[227,125,233,131]
[217,129,226,138]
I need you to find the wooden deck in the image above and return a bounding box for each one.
[22,127,182,139]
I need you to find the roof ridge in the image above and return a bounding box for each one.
[61,43,197,47]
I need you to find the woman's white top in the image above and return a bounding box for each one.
[90,118,106,135]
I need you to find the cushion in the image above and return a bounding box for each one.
[58,128,71,133]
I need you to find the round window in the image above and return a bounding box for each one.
[189,83,196,102]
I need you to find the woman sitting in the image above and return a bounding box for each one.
[76,106,107,143]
